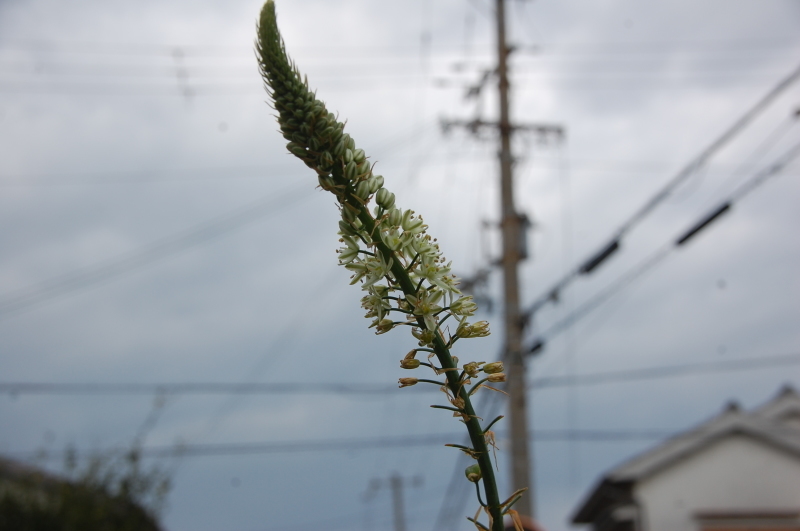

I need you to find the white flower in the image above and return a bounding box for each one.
[361,285,391,321]
[362,253,394,288]
[406,289,444,331]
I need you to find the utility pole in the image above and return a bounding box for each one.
[441,0,563,521]
[363,473,423,531]
[495,0,532,518]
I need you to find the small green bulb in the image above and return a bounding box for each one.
[465,464,481,483]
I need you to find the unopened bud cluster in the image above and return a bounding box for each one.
[257,0,490,348]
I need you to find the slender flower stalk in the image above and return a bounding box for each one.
[256,3,525,529]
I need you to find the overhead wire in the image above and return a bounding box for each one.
[14,425,799,461]
[529,139,800,350]
[4,353,797,397]
[522,61,800,323]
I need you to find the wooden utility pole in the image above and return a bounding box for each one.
[441,0,563,521]
[494,0,533,519]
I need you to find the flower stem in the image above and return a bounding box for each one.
[355,207,504,531]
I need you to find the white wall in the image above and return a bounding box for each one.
[634,434,800,531]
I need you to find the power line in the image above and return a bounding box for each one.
[14,426,799,461]
[0,68,792,96]
[0,184,312,319]
[0,166,291,187]
[530,353,800,389]
[522,61,800,321]
[529,140,800,351]
[1,39,796,57]
[3,353,797,396]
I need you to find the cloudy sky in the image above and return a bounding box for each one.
[0,0,798,530]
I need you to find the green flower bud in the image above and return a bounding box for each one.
[372,175,384,190]
[286,142,307,158]
[356,160,371,175]
[400,359,420,369]
[341,205,357,222]
[388,208,402,227]
[353,148,366,163]
[318,175,335,190]
[376,188,396,209]
[366,175,381,194]
[355,180,371,200]
[482,361,504,374]
[315,125,333,139]
[346,136,355,150]
[345,161,358,181]
[320,151,334,168]
[344,149,354,163]
[465,464,481,483]
[333,138,347,157]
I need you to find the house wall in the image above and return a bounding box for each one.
[634,434,800,531]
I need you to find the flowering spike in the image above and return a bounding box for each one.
[256,3,505,529]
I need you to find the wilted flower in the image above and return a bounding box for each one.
[482,362,504,374]
[398,378,418,388]
[456,319,491,339]
[400,359,421,369]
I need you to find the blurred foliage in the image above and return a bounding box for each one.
[0,446,170,531]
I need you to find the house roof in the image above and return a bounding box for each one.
[572,385,800,524]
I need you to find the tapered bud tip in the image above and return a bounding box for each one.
[398,378,418,388]
[465,464,482,483]
[482,362,504,374]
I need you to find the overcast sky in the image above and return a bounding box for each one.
[0,0,798,530]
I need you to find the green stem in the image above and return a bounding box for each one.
[353,203,503,531]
